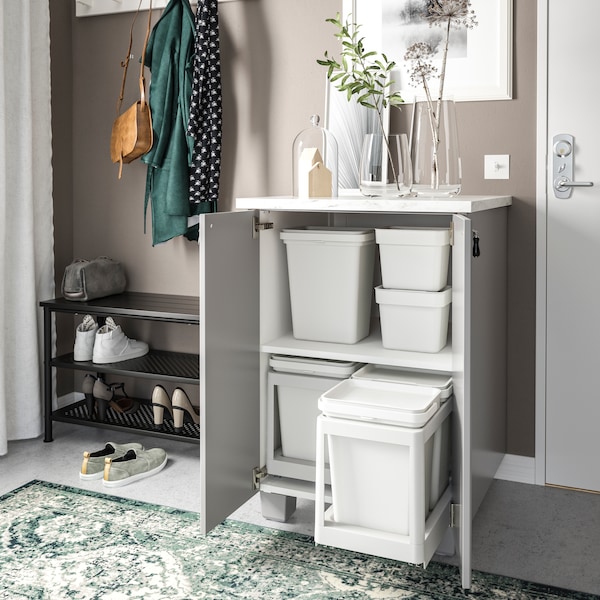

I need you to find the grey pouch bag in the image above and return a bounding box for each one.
[61,257,126,301]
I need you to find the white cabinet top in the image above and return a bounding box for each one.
[236,192,511,214]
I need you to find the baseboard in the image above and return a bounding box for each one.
[494,453,536,485]
[57,392,84,409]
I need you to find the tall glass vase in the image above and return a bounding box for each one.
[410,98,461,197]
[359,133,412,198]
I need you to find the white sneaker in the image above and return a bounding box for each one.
[74,315,98,361]
[92,317,149,364]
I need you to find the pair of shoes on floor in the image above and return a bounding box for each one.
[74,315,149,364]
[152,385,199,433]
[82,374,139,421]
[80,442,167,487]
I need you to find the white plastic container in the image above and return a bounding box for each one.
[270,354,362,379]
[267,355,363,482]
[315,376,452,565]
[352,364,453,402]
[375,285,451,353]
[280,227,375,343]
[351,364,452,511]
[376,227,450,291]
[319,378,441,428]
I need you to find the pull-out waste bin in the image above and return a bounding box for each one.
[315,366,453,566]
[267,354,363,483]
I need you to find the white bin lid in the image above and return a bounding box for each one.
[352,364,453,400]
[319,378,440,427]
[375,285,452,308]
[375,226,450,246]
[270,354,363,378]
[280,227,374,244]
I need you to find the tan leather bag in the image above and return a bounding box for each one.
[110,1,153,179]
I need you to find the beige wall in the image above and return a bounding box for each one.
[457,0,537,457]
[50,0,536,456]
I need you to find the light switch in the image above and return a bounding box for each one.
[484,154,510,180]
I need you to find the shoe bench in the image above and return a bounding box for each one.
[40,292,199,444]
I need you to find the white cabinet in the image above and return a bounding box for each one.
[198,195,511,589]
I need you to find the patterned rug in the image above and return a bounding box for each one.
[0,480,596,600]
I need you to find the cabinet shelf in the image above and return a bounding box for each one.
[51,350,199,384]
[54,399,199,443]
[262,326,453,373]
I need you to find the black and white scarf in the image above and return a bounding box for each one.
[188,0,222,212]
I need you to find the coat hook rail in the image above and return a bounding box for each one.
[76,0,240,18]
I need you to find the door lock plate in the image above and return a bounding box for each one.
[553,134,575,199]
[552,134,593,198]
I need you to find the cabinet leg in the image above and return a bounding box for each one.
[436,527,457,557]
[260,491,297,522]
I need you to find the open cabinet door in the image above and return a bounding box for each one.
[451,214,472,589]
[451,209,508,589]
[199,210,260,534]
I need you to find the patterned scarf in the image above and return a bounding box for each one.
[188,0,222,212]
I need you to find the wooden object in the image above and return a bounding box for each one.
[297,148,332,198]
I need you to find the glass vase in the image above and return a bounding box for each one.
[410,98,461,196]
[359,133,412,197]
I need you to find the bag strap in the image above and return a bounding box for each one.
[138,0,153,106]
[116,0,153,115]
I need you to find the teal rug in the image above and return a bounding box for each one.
[0,480,597,599]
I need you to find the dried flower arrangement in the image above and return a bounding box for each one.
[404,0,478,189]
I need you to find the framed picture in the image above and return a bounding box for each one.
[341,0,513,102]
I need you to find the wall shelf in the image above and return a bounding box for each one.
[76,0,239,18]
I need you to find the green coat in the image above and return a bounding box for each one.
[142,0,195,245]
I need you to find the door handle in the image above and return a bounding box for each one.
[552,134,593,199]
[554,176,594,191]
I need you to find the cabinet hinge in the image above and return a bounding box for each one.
[252,216,274,239]
[449,221,454,246]
[252,465,267,490]
[450,503,461,528]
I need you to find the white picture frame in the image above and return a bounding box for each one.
[341,0,513,102]
[75,0,238,18]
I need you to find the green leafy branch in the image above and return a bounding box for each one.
[317,13,403,138]
[318,13,404,190]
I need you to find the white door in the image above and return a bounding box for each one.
[543,0,600,491]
